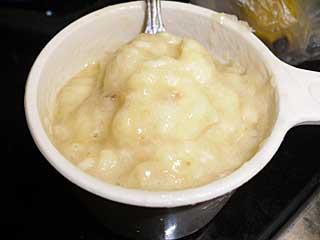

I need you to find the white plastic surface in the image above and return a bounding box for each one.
[284,65,320,126]
[25,1,320,207]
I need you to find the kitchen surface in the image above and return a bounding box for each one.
[2,0,320,239]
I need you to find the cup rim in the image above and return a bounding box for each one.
[25,1,291,208]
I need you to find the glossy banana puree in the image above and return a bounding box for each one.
[51,33,276,190]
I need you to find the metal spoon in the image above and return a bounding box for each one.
[145,0,166,34]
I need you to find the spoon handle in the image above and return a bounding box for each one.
[285,65,320,125]
[145,0,166,34]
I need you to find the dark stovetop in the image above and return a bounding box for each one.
[2,1,320,239]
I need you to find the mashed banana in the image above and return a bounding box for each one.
[51,33,276,190]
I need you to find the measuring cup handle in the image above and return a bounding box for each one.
[286,65,320,126]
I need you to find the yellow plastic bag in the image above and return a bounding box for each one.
[192,0,320,64]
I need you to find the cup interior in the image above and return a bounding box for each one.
[27,1,280,207]
[38,2,274,131]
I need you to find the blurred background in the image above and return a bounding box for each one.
[2,1,319,239]
[192,0,320,65]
